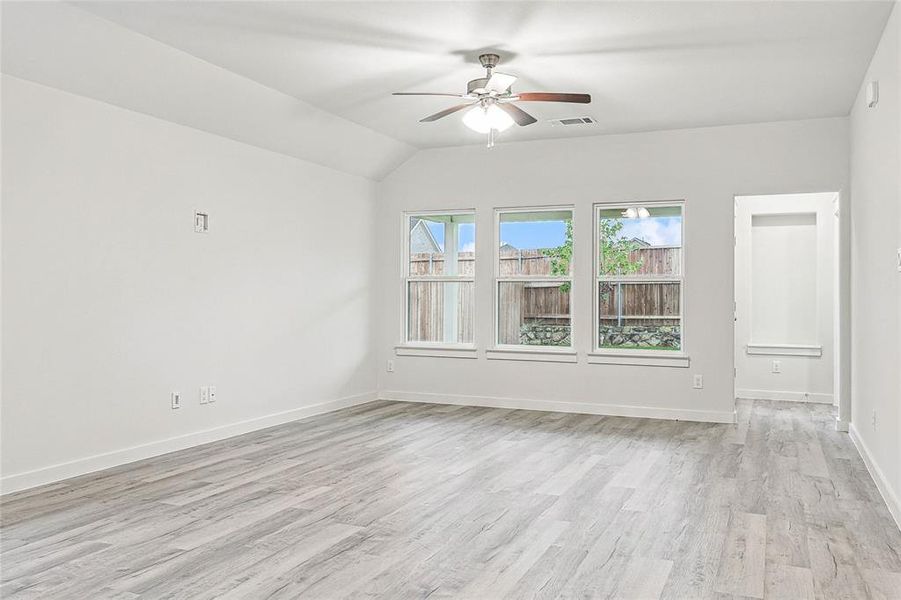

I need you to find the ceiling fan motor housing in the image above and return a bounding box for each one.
[478,53,500,69]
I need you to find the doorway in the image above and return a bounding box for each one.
[734,193,844,420]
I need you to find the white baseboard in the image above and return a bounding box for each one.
[735,388,833,404]
[849,423,901,532]
[379,390,735,424]
[1,391,377,496]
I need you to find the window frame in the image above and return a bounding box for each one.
[492,205,576,353]
[400,209,476,350]
[592,200,686,357]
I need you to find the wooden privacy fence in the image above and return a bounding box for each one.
[599,245,681,326]
[498,282,571,344]
[407,280,474,343]
[598,282,681,326]
[623,246,681,277]
[407,246,681,342]
[409,252,475,276]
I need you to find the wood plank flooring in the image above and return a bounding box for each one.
[2,399,900,599]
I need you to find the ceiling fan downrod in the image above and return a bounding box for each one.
[479,53,500,77]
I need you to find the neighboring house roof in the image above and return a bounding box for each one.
[628,237,652,247]
[499,242,519,255]
[410,219,441,253]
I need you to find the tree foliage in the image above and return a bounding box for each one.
[544,220,574,290]
[542,219,643,295]
[598,219,643,276]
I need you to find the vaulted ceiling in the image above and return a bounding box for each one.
[2,1,895,177]
[76,1,895,147]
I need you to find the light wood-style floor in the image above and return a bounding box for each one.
[2,399,900,599]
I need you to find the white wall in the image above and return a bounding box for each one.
[1,76,378,492]
[376,118,849,422]
[849,3,901,525]
[734,193,836,404]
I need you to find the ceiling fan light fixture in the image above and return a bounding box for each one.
[462,104,514,134]
[392,53,590,148]
[622,207,651,219]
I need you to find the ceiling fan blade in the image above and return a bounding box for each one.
[393,92,466,97]
[419,102,476,123]
[485,72,517,94]
[516,92,591,104]
[497,103,538,126]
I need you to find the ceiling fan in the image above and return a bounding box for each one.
[393,53,591,147]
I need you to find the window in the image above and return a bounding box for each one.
[404,211,475,345]
[595,202,683,352]
[495,208,573,349]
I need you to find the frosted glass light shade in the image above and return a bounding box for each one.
[463,104,514,133]
[622,207,651,219]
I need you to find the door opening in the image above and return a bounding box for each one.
[734,193,844,423]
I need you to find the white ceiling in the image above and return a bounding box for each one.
[77,1,894,149]
[2,2,416,180]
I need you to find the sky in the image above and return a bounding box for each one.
[499,220,567,249]
[426,222,475,252]
[616,216,682,246]
[425,216,681,251]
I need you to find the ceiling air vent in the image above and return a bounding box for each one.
[549,116,597,126]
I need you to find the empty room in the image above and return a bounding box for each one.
[2,1,900,598]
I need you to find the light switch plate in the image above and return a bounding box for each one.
[866,81,879,108]
[897,248,900,272]
[194,211,209,233]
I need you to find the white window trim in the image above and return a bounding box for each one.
[492,205,575,353]
[592,199,687,358]
[486,347,578,363]
[399,209,476,351]
[586,351,690,368]
[395,344,479,359]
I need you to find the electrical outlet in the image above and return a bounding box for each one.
[772,360,782,374]
[200,386,210,404]
[896,248,901,272]
[693,374,703,389]
[208,386,216,403]
[387,360,395,373]
[171,392,181,410]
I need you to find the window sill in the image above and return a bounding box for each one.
[395,344,478,359]
[746,343,822,357]
[587,351,690,368]
[486,347,578,363]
